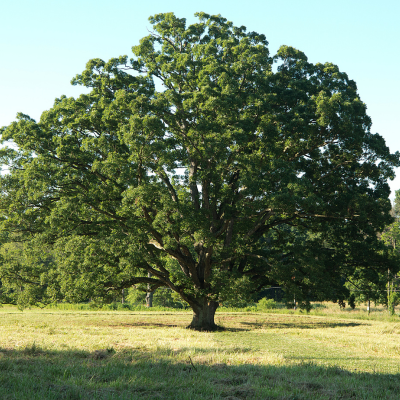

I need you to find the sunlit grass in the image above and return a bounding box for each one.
[0,304,400,399]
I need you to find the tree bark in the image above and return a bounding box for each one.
[187,299,220,331]
[146,290,153,307]
[146,272,153,307]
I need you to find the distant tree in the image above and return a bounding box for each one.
[345,259,395,314]
[382,190,400,250]
[381,190,400,314]
[0,12,398,330]
[346,190,400,313]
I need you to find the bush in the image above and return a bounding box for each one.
[388,292,399,316]
[312,303,327,309]
[257,298,277,310]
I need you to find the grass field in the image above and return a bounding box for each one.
[1,304,400,399]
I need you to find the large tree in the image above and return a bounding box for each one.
[0,12,398,330]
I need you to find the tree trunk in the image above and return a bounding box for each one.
[187,299,219,331]
[146,272,153,308]
[146,291,153,308]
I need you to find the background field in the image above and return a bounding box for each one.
[1,304,400,399]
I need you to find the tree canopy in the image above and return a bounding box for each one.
[0,12,399,329]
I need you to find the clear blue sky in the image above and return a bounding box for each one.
[1,0,399,197]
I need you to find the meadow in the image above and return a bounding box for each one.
[0,303,400,399]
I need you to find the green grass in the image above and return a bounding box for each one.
[0,304,400,399]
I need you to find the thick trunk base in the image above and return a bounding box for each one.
[187,300,222,331]
[146,291,153,308]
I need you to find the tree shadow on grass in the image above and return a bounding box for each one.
[240,320,364,330]
[108,321,182,328]
[92,321,250,331]
[0,346,399,400]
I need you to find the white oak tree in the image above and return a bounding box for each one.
[0,13,399,329]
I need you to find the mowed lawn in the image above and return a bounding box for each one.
[1,306,400,399]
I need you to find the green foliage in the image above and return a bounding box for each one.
[0,12,398,328]
[126,286,188,308]
[348,294,356,310]
[0,240,61,308]
[388,291,399,316]
[257,298,277,310]
[345,189,400,311]
[125,287,147,305]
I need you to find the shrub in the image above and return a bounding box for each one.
[257,298,277,310]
